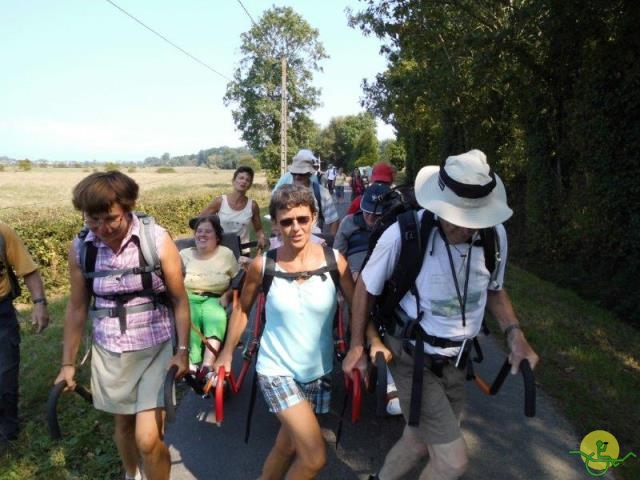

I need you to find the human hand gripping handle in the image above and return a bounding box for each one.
[55,364,77,392]
[342,346,368,385]
[507,328,540,375]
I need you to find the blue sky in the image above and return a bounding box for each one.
[0,0,393,163]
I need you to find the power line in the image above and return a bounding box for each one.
[235,0,258,27]
[104,0,231,81]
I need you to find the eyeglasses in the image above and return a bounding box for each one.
[84,213,125,229]
[278,215,312,228]
[292,173,312,179]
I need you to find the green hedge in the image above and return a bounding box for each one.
[8,194,213,303]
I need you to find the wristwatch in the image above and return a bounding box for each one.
[33,297,48,305]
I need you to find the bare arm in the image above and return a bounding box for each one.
[23,269,49,333]
[55,244,90,390]
[342,275,375,379]
[486,289,540,374]
[250,200,266,249]
[198,196,223,217]
[214,255,262,373]
[328,221,339,236]
[336,252,354,307]
[158,231,190,377]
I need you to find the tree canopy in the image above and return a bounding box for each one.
[224,6,328,181]
[350,0,640,324]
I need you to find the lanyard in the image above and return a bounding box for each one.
[438,225,473,328]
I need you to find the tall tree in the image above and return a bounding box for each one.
[224,6,328,182]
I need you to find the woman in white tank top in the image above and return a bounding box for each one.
[198,166,267,254]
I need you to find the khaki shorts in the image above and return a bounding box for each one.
[385,335,466,445]
[91,340,173,415]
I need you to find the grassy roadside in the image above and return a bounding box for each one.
[1,234,637,478]
[488,265,639,480]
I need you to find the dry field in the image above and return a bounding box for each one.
[0,166,269,216]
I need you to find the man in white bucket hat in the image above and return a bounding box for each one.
[344,149,539,480]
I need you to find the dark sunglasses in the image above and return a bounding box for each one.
[278,215,312,227]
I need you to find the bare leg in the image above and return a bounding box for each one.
[378,425,429,480]
[260,426,295,480]
[114,414,140,478]
[135,408,171,480]
[202,338,222,368]
[418,437,468,480]
[260,400,326,480]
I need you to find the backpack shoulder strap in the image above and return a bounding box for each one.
[322,245,340,291]
[77,228,97,297]
[261,246,339,297]
[479,226,501,285]
[262,249,278,297]
[135,212,161,275]
[379,210,435,318]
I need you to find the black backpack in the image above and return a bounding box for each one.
[361,185,502,336]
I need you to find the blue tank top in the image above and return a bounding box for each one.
[256,251,338,383]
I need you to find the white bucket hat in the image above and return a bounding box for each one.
[289,149,317,174]
[414,149,513,229]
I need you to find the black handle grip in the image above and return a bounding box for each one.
[47,380,93,440]
[164,365,178,423]
[520,359,536,417]
[375,352,387,417]
[489,358,536,417]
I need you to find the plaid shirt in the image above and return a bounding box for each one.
[74,214,173,353]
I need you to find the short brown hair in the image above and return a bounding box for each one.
[72,171,139,214]
[188,215,223,242]
[269,184,317,220]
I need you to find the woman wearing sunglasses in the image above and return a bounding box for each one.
[214,184,359,479]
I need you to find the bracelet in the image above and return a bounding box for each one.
[33,297,48,305]
[503,324,522,336]
[61,363,75,367]
[177,345,189,352]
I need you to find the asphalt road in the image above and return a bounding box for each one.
[165,192,613,479]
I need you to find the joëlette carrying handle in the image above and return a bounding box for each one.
[374,351,388,417]
[164,364,178,423]
[489,358,536,417]
[344,368,362,423]
[47,380,93,440]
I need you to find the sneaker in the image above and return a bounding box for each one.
[386,397,402,416]
[202,371,218,395]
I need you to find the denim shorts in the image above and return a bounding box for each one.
[257,373,332,414]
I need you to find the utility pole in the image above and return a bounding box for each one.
[280,56,288,175]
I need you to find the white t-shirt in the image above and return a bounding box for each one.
[361,210,508,356]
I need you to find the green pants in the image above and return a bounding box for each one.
[187,292,227,365]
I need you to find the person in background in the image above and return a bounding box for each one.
[347,162,395,215]
[334,168,348,204]
[55,171,190,480]
[333,184,402,416]
[326,164,337,196]
[199,166,267,256]
[288,152,340,236]
[180,215,239,392]
[272,150,321,192]
[350,167,365,202]
[0,222,49,448]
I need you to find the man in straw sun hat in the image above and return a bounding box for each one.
[343,149,539,480]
